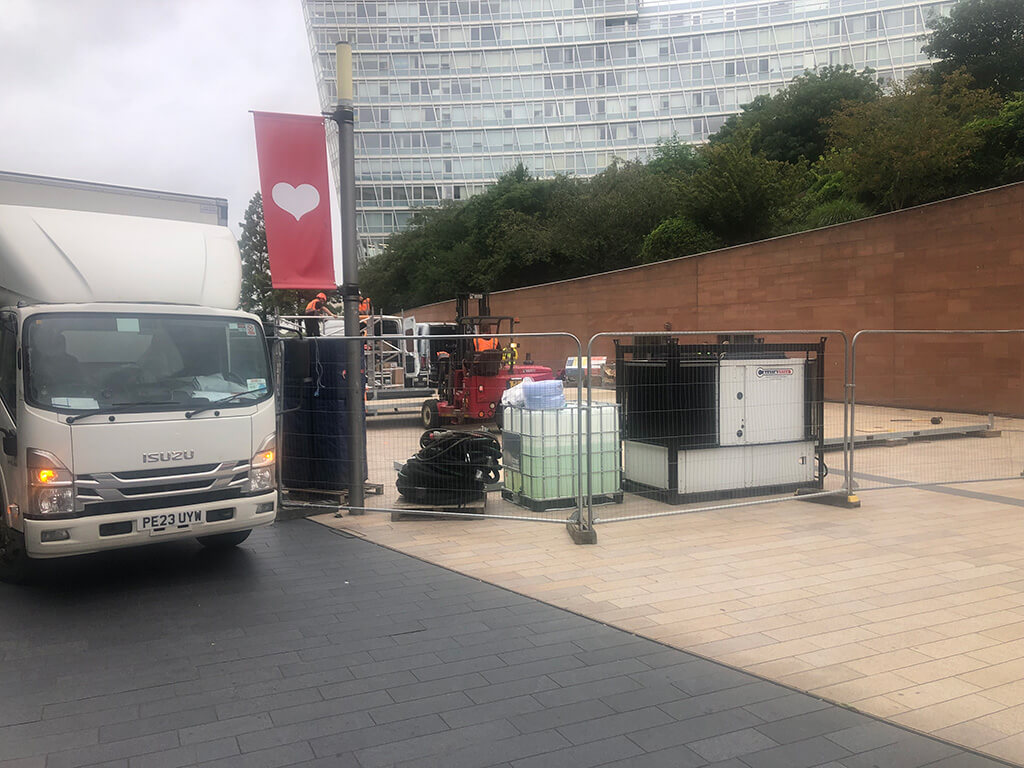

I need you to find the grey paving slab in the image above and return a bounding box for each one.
[0,520,1015,768]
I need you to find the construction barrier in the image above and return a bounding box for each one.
[582,330,852,528]
[273,330,594,539]
[272,323,1024,543]
[849,330,1024,494]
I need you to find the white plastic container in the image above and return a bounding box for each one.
[520,379,565,409]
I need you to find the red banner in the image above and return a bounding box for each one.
[252,111,336,289]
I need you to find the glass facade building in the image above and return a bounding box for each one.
[302,0,952,250]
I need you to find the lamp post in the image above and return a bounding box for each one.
[331,41,365,513]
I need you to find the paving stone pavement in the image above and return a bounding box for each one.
[0,520,1015,768]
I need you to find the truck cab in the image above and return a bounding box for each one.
[0,204,277,581]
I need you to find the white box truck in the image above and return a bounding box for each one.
[0,204,277,581]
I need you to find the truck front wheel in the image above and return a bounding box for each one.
[197,530,251,549]
[0,505,31,584]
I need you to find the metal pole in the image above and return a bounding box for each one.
[845,338,855,501]
[331,41,365,514]
[586,335,596,528]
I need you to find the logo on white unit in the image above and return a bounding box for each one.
[756,367,794,378]
[271,182,320,221]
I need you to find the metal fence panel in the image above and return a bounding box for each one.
[584,330,852,524]
[274,330,588,527]
[272,322,1024,536]
[850,330,1024,493]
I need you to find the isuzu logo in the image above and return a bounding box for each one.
[142,450,195,463]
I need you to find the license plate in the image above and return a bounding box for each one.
[140,510,202,535]
[507,379,522,388]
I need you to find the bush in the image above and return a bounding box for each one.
[802,198,874,229]
[639,217,723,264]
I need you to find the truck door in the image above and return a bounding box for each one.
[0,314,18,504]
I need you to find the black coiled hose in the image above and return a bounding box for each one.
[396,429,502,506]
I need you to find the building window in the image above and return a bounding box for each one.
[471,25,497,41]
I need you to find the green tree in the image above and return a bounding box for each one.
[646,136,703,176]
[682,136,808,242]
[237,192,306,322]
[711,66,881,163]
[924,0,1024,95]
[639,217,723,264]
[361,162,678,310]
[550,161,679,274]
[967,95,1024,185]
[823,71,1002,210]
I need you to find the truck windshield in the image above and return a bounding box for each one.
[24,313,272,414]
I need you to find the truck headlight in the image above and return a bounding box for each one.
[27,449,75,516]
[36,487,74,515]
[247,434,276,493]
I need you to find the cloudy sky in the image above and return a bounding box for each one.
[0,0,322,235]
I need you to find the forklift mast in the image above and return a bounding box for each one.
[455,292,491,326]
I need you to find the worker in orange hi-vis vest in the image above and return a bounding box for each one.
[473,322,499,352]
[358,295,372,315]
[303,292,336,337]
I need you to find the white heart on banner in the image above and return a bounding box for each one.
[271,182,321,221]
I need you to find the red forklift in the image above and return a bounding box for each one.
[421,293,554,428]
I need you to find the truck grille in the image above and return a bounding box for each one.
[75,461,250,516]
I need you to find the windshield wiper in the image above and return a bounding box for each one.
[185,388,267,419]
[65,401,181,425]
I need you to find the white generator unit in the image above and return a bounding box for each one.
[617,338,825,504]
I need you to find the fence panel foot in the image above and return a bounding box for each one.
[795,488,861,508]
[567,522,597,544]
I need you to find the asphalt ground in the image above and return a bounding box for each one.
[0,520,1012,768]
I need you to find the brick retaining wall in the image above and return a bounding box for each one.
[406,183,1024,414]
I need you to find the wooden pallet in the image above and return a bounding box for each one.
[501,489,622,513]
[390,495,486,521]
[280,483,385,516]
